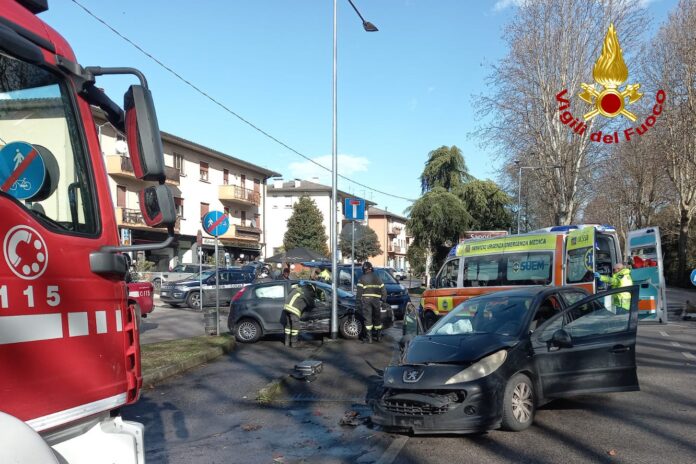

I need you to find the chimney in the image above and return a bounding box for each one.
[294,179,301,188]
[273,178,283,189]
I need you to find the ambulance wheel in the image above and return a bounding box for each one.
[424,311,437,330]
[340,316,362,339]
[187,291,201,310]
[501,373,535,431]
[235,318,261,343]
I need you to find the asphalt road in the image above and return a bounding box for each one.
[131,287,696,463]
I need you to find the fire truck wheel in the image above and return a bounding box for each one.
[187,291,201,310]
[235,318,261,343]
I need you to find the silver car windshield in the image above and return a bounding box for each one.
[429,295,534,336]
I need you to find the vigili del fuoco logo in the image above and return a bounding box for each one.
[555,23,666,144]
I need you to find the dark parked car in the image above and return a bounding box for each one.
[228,280,394,343]
[370,285,640,434]
[160,268,254,309]
[337,265,410,319]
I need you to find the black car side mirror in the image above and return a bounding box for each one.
[550,329,573,349]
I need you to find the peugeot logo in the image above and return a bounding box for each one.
[403,368,424,383]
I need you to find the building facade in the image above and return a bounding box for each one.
[96,111,279,271]
[265,179,371,259]
[367,206,410,270]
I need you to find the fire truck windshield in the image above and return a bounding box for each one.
[0,52,97,234]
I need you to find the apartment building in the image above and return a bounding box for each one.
[265,179,372,259]
[95,110,280,271]
[367,206,410,270]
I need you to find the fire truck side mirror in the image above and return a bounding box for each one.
[124,85,165,181]
[139,184,177,227]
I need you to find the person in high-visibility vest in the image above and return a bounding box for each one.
[283,282,316,348]
[595,264,633,311]
[318,266,331,283]
[357,261,387,343]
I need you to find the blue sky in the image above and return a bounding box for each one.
[42,0,676,214]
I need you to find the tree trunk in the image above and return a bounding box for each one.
[677,208,692,286]
[425,244,433,288]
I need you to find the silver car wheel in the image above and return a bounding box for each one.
[237,321,257,341]
[511,381,533,423]
[344,319,361,337]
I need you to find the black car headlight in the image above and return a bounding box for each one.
[444,350,507,385]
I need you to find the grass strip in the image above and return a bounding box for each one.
[141,334,233,376]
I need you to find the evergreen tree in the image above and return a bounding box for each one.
[283,196,329,256]
[339,222,382,263]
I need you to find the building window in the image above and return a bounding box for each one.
[241,210,247,225]
[174,153,185,175]
[200,161,209,182]
[200,202,209,219]
[240,174,246,188]
[223,169,229,185]
[224,206,230,216]
[175,197,184,217]
[116,185,126,208]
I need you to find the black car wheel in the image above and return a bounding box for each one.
[186,291,201,310]
[339,316,362,339]
[502,373,535,431]
[235,318,262,343]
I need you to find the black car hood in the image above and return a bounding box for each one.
[404,333,518,365]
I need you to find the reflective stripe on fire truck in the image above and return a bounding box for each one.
[0,310,124,345]
[26,392,128,432]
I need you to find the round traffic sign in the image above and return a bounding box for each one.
[0,141,47,201]
[202,210,229,237]
[691,269,696,287]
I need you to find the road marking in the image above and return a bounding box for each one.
[659,331,669,337]
[375,435,409,464]
[671,342,683,348]
[682,352,696,360]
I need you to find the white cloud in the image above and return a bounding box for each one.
[287,154,369,184]
[493,0,525,12]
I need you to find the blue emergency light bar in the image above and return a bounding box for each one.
[549,225,579,232]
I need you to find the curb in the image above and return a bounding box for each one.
[142,338,235,389]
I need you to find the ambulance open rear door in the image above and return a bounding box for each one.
[565,227,596,294]
[626,227,667,323]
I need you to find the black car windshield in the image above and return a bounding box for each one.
[429,294,534,336]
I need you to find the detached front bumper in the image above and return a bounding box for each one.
[369,366,503,434]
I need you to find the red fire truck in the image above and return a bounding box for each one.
[0,1,176,462]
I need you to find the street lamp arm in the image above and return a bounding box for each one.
[346,0,379,31]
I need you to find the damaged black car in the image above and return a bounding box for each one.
[370,285,640,434]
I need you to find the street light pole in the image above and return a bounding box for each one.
[330,0,378,339]
[515,161,562,234]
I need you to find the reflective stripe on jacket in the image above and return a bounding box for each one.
[599,268,633,310]
[357,272,387,301]
[283,288,310,317]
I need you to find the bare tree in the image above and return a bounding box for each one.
[643,0,696,285]
[474,0,648,226]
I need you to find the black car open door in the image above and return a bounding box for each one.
[531,286,640,398]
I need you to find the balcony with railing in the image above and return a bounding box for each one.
[217,224,262,242]
[387,243,405,254]
[219,184,261,206]
[106,155,180,185]
[116,207,180,232]
[388,224,403,236]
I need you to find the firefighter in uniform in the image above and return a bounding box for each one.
[595,263,633,311]
[357,261,387,343]
[318,266,331,283]
[283,282,316,348]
